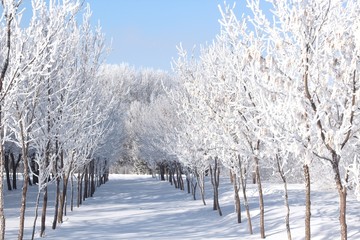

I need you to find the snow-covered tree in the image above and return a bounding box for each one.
[246,0,360,239]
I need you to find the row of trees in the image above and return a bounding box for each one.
[124,1,360,240]
[0,1,126,239]
[1,0,359,239]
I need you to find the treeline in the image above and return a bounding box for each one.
[0,1,116,239]
[0,1,173,238]
[123,1,360,240]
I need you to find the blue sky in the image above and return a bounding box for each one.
[85,0,250,71]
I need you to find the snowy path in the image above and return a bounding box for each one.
[42,175,241,240]
[4,174,360,239]
[37,175,360,240]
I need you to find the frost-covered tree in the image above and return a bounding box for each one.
[0,0,110,238]
[247,0,360,239]
[172,3,271,234]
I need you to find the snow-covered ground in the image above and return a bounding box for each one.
[4,174,360,239]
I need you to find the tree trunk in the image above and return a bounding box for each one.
[276,154,292,240]
[4,155,11,191]
[57,151,66,223]
[210,158,222,216]
[232,171,241,223]
[173,174,178,188]
[79,171,85,206]
[40,186,48,237]
[165,167,169,181]
[71,173,74,212]
[0,145,5,240]
[229,169,234,184]
[58,174,69,223]
[53,139,61,230]
[52,176,60,230]
[77,172,80,207]
[186,174,191,194]
[332,155,347,240]
[252,171,256,184]
[169,168,173,185]
[90,160,95,197]
[88,170,91,198]
[40,138,50,237]
[254,156,265,238]
[304,164,311,240]
[284,178,291,240]
[59,156,74,222]
[176,164,184,190]
[18,177,29,240]
[338,188,347,240]
[18,149,30,240]
[196,170,206,205]
[192,181,197,200]
[10,153,21,190]
[77,172,81,207]
[239,156,253,234]
[83,166,88,201]
[32,162,39,185]
[31,191,41,240]
[159,164,165,181]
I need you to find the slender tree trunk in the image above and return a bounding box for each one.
[276,154,292,240]
[18,175,29,240]
[173,173,178,188]
[338,188,347,240]
[40,186,48,237]
[192,181,197,200]
[52,139,61,230]
[196,170,206,205]
[59,158,73,222]
[64,191,67,217]
[232,171,241,223]
[57,150,65,223]
[210,166,215,209]
[71,173,74,212]
[254,156,265,238]
[4,155,11,191]
[11,154,16,190]
[18,148,30,240]
[332,154,347,240]
[165,166,169,181]
[177,164,184,190]
[186,173,191,194]
[52,176,60,230]
[304,164,311,240]
[79,171,84,206]
[40,137,50,237]
[229,169,234,184]
[90,160,95,197]
[31,191,41,240]
[88,170,91,198]
[83,166,88,201]
[169,168,173,185]
[210,158,222,216]
[77,172,81,207]
[0,145,5,240]
[10,153,21,190]
[284,178,291,240]
[159,164,165,181]
[58,174,69,223]
[238,155,253,234]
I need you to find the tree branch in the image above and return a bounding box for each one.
[341,69,357,149]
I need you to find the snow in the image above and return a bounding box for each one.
[4,174,360,239]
